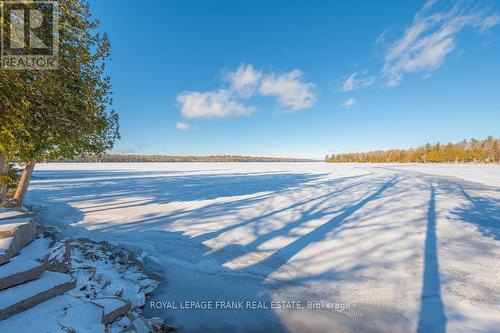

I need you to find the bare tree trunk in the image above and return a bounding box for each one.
[0,154,7,205]
[14,161,36,207]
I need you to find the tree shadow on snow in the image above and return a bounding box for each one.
[226,176,400,279]
[30,170,328,208]
[27,166,478,333]
[417,184,447,333]
[452,185,500,241]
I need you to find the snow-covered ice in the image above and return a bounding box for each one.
[26,162,500,333]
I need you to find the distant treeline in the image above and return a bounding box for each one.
[47,154,317,163]
[325,136,500,163]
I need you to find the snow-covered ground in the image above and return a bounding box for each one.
[26,162,500,333]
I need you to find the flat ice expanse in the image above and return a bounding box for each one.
[27,163,500,333]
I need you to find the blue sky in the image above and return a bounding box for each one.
[89,0,500,159]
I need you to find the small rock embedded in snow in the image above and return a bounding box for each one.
[130,314,155,333]
[47,241,72,273]
[92,296,131,324]
[149,317,164,326]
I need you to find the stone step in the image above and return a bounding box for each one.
[0,209,31,221]
[0,217,34,238]
[0,271,76,320]
[0,240,47,290]
[0,260,46,291]
[15,235,52,262]
[0,294,105,333]
[0,217,39,265]
[0,237,13,265]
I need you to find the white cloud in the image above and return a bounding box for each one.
[177,89,254,119]
[177,64,316,118]
[339,72,375,91]
[225,64,262,98]
[342,97,356,109]
[259,70,317,110]
[176,122,190,131]
[382,0,499,86]
[375,28,389,46]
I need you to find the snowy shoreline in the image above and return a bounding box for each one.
[0,206,174,333]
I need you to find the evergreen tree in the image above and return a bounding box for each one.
[0,0,119,205]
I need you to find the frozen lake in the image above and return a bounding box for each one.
[27,163,500,333]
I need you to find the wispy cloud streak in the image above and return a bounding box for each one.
[382,0,499,86]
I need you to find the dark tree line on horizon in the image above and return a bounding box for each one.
[325,136,500,163]
[48,155,317,163]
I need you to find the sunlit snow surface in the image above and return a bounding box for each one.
[27,163,500,333]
